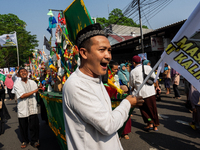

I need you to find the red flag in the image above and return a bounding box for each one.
[29,57,31,64]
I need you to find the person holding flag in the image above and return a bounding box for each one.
[130,55,160,131]
[62,23,144,150]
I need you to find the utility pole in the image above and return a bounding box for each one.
[138,0,144,54]
[108,5,109,16]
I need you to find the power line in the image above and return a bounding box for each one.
[108,0,173,44]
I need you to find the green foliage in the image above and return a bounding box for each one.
[0,13,38,67]
[96,8,148,29]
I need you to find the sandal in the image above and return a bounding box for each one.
[144,124,153,131]
[21,142,28,149]
[31,142,40,148]
[153,126,158,131]
[124,135,130,140]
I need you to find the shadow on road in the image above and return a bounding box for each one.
[0,142,4,149]
[4,123,11,131]
[15,127,21,142]
[156,103,188,113]
[135,130,200,150]
[159,115,200,138]
[157,98,186,106]
[131,118,200,150]
[12,105,17,113]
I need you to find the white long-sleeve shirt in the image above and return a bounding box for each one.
[129,64,156,98]
[62,68,131,150]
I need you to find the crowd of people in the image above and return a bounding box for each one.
[0,23,199,150]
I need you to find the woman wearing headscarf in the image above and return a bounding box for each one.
[118,63,130,94]
[4,74,14,101]
[118,63,131,139]
[143,59,151,66]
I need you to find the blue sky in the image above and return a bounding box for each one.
[0,0,199,55]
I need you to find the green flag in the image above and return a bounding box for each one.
[64,0,94,45]
[0,73,5,82]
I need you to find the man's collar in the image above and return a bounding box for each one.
[135,64,142,68]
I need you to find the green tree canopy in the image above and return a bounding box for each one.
[0,13,38,68]
[96,8,148,29]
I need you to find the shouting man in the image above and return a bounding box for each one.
[62,23,144,150]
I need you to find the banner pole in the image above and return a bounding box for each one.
[15,32,20,67]
[43,46,45,62]
[134,58,163,96]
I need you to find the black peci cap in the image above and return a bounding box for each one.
[18,68,27,74]
[75,23,106,49]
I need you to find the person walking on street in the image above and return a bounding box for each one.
[163,63,171,95]
[4,74,14,101]
[14,68,39,149]
[130,55,160,131]
[171,68,181,99]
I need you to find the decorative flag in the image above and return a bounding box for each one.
[63,0,94,44]
[47,10,54,16]
[0,32,17,47]
[49,16,57,28]
[9,67,15,74]
[52,17,57,24]
[58,13,66,25]
[47,27,52,35]
[43,36,51,51]
[0,73,5,82]
[55,25,62,43]
[65,28,68,35]
[156,2,200,92]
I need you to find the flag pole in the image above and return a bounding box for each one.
[15,31,20,66]
[43,35,45,62]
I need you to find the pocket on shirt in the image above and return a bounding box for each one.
[17,100,27,114]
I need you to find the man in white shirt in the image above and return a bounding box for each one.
[62,23,144,150]
[129,55,159,131]
[14,68,39,148]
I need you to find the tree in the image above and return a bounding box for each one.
[0,13,38,67]
[96,8,148,29]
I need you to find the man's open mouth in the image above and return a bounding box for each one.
[100,63,107,67]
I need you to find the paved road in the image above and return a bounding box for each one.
[0,95,61,150]
[121,84,200,150]
[0,83,200,150]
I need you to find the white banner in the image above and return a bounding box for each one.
[3,68,9,75]
[158,2,200,92]
[0,32,17,47]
